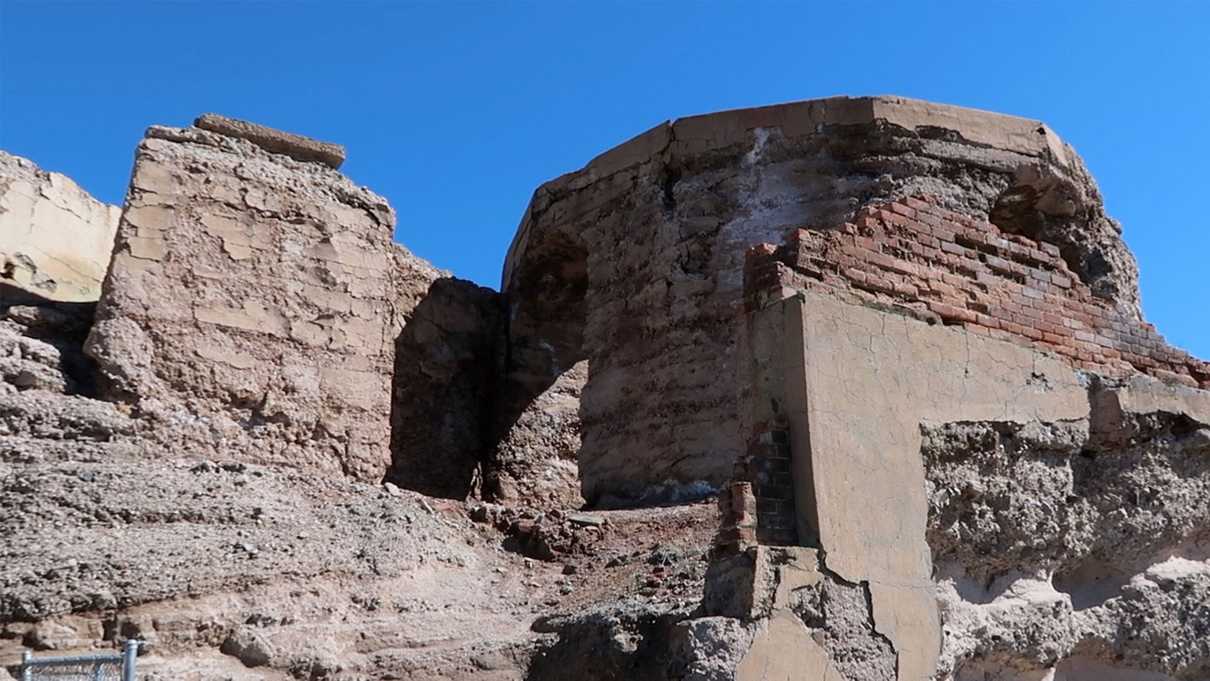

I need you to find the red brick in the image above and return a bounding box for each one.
[928,301,977,324]
[868,251,920,277]
[889,202,916,219]
[975,314,1001,330]
[881,210,910,228]
[984,254,1013,273]
[941,241,971,257]
[932,225,957,242]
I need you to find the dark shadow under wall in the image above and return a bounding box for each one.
[384,277,503,498]
[1,283,101,397]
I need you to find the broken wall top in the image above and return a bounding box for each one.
[0,151,121,303]
[745,196,1209,390]
[86,116,440,480]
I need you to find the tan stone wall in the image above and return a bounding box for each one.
[86,121,439,480]
[503,95,1136,506]
[0,151,120,303]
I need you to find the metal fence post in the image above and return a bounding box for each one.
[21,651,31,681]
[121,640,138,681]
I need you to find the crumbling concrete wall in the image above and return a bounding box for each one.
[385,278,586,508]
[503,95,1139,506]
[0,151,121,303]
[729,288,1210,680]
[86,115,440,481]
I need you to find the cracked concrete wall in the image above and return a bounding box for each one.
[749,291,1088,679]
[0,151,121,303]
[503,95,1136,507]
[743,290,1210,680]
[688,546,896,681]
[85,117,440,481]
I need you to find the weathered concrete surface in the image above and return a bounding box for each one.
[485,360,587,511]
[85,120,440,481]
[925,375,1210,681]
[744,290,1210,680]
[0,303,97,396]
[689,546,893,681]
[735,612,838,681]
[755,291,1085,679]
[504,95,1136,506]
[0,152,120,303]
[194,113,347,169]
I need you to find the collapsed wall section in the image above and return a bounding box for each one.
[86,116,440,481]
[504,95,1140,506]
[729,288,1210,681]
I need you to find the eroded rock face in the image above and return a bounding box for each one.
[85,119,440,481]
[503,95,1139,506]
[486,360,587,511]
[925,409,1210,681]
[0,152,121,303]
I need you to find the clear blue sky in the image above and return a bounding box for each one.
[1,1,1206,357]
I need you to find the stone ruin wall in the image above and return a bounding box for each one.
[84,116,441,481]
[0,151,121,304]
[503,95,1143,507]
[717,289,1210,681]
[0,112,585,504]
[711,195,1210,678]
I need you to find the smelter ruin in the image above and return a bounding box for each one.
[2,96,1208,681]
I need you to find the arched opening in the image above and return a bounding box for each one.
[484,229,589,508]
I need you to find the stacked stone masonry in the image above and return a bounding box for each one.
[745,196,1210,390]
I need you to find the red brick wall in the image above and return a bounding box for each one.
[745,196,1210,391]
[716,420,799,551]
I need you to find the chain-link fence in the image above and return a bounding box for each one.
[19,641,137,681]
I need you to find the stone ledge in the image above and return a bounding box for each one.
[581,95,1069,184]
[194,114,346,169]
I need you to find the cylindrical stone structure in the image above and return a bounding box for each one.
[500,95,1138,506]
